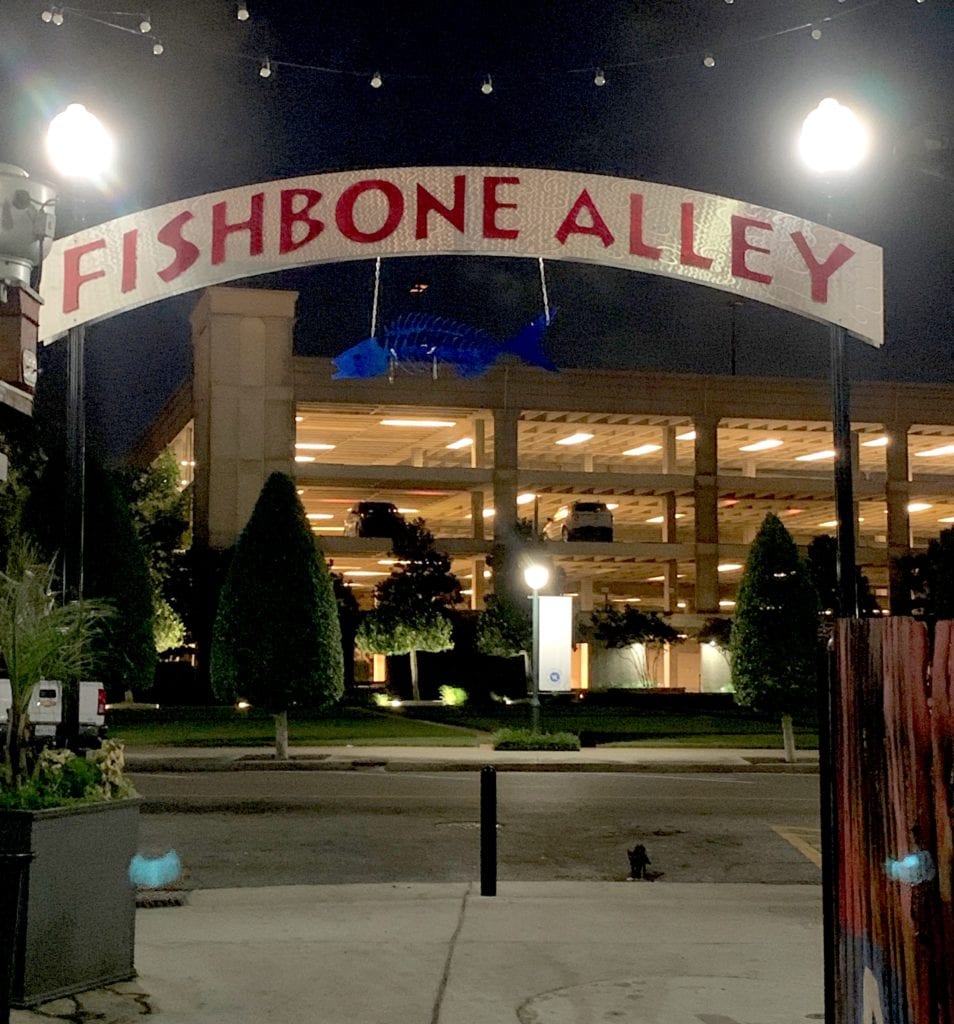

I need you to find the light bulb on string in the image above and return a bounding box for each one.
[52,7,64,25]
[594,68,606,86]
[703,53,716,67]
[139,13,151,33]
[370,70,383,88]
[481,74,493,95]
[41,8,53,22]
[237,1,250,19]
[152,39,164,55]
[259,57,272,79]
[811,25,822,40]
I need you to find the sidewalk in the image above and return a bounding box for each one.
[123,742,820,774]
[14,882,823,1024]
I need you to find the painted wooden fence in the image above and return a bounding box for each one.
[835,617,954,1023]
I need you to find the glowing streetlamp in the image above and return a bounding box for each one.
[799,97,868,619]
[523,562,549,733]
[46,103,114,599]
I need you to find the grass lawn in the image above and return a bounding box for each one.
[109,706,485,747]
[108,702,817,749]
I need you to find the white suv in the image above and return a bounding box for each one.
[543,501,614,542]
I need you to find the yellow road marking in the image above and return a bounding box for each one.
[770,824,822,867]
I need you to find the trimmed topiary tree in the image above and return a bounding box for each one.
[210,472,343,757]
[730,512,820,762]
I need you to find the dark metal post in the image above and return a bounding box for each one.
[830,323,857,618]
[0,852,34,1024]
[64,322,86,600]
[479,765,496,896]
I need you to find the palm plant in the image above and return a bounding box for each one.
[0,542,107,789]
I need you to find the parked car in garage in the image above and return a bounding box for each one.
[343,501,406,539]
[543,501,614,542]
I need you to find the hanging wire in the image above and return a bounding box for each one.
[370,255,382,337]
[538,256,550,325]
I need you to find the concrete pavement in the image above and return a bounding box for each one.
[14,882,823,1024]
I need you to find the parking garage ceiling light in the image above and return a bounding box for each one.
[294,455,316,462]
[908,502,933,512]
[717,563,743,572]
[915,444,954,457]
[623,444,662,456]
[939,516,954,523]
[396,507,419,514]
[739,439,783,452]
[305,513,334,520]
[517,493,536,504]
[676,430,696,441]
[862,436,889,447]
[380,418,457,427]
[295,442,336,450]
[555,432,594,445]
[446,437,473,449]
[796,450,835,462]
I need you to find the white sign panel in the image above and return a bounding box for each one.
[537,595,573,693]
[37,166,883,346]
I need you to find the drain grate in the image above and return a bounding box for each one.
[136,889,189,908]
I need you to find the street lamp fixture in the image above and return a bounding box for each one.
[46,103,114,600]
[523,562,550,733]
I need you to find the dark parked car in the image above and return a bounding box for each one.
[343,501,406,538]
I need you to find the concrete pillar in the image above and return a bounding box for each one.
[470,557,488,610]
[693,415,720,614]
[577,578,594,612]
[471,418,487,469]
[471,490,486,540]
[662,426,677,475]
[492,407,519,542]
[192,287,297,549]
[885,422,911,613]
[662,492,678,614]
[583,453,594,472]
[412,448,425,467]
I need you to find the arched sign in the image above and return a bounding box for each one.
[37,166,883,346]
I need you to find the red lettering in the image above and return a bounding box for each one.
[791,232,856,303]
[416,176,466,239]
[679,203,712,269]
[62,239,107,314]
[335,179,404,243]
[482,176,520,239]
[211,192,264,265]
[279,189,324,254]
[555,189,614,247]
[157,211,200,282]
[731,215,773,285]
[121,229,138,294]
[629,193,661,260]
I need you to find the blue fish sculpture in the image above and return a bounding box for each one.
[128,849,183,889]
[332,311,557,380]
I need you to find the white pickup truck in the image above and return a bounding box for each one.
[0,679,107,751]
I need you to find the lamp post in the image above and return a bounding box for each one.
[46,104,114,600]
[799,95,869,1024]
[799,97,868,619]
[523,562,549,734]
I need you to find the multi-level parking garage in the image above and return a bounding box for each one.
[137,286,954,618]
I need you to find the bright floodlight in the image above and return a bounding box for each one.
[46,103,114,181]
[524,564,549,591]
[799,98,868,174]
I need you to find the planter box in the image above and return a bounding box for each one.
[0,798,140,1007]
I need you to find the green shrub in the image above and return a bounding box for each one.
[491,728,580,751]
[0,741,136,810]
[439,685,467,707]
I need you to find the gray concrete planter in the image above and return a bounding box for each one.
[0,797,140,1007]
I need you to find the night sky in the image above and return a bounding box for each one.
[1,0,952,454]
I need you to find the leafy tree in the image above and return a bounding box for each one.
[894,527,954,622]
[806,534,879,618]
[475,593,532,688]
[0,542,107,788]
[355,519,459,699]
[586,604,680,685]
[331,570,361,691]
[730,513,820,762]
[210,472,343,757]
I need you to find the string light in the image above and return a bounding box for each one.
[594,68,606,86]
[139,12,151,33]
[811,25,822,39]
[237,1,250,20]
[703,53,716,67]
[152,39,163,55]
[481,74,493,94]
[259,57,272,78]
[52,7,64,25]
[40,7,52,22]
[370,69,383,88]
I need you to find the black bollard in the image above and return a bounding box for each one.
[480,765,496,897]
[0,852,34,1024]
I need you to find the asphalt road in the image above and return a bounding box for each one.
[131,770,822,889]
